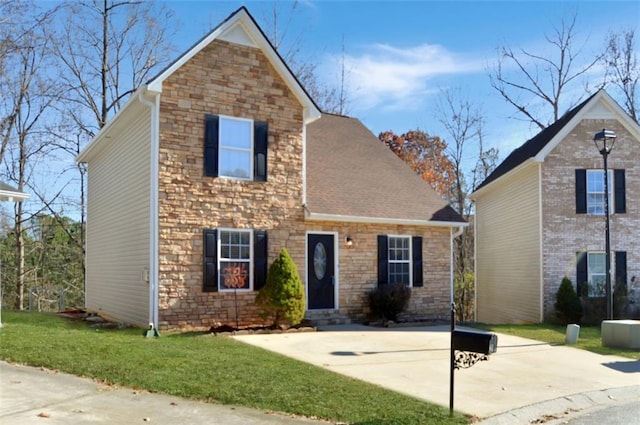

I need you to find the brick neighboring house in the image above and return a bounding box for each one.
[470,89,640,324]
[76,7,465,330]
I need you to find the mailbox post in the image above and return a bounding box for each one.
[449,303,497,416]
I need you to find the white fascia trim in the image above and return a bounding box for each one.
[76,90,143,163]
[305,211,468,228]
[0,190,29,201]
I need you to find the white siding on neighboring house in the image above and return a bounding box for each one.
[84,103,151,327]
[475,163,542,323]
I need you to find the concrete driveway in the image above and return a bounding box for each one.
[234,324,640,421]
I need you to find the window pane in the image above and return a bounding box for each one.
[220,149,251,178]
[220,261,250,290]
[389,263,409,284]
[586,170,612,216]
[220,118,251,149]
[588,253,605,273]
[589,274,606,297]
[587,253,606,297]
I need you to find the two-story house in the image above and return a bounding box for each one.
[77,7,465,330]
[470,89,639,323]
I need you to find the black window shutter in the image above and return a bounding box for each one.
[575,169,586,214]
[254,121,268,182]
[377,235,388,285]
[203,229,218,292]
[412,236,423,287]
[576,251,587,297]
[614,170,626,213]
[254,230,268,291]
[204,115,219,177]
[615,251,627,292]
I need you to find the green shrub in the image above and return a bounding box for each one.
[368,283,411,321]
[255,248,305,327]
[555,276,582,324]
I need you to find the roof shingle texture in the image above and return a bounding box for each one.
[306,114,464,224]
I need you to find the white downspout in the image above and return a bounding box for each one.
[450,225,465,305]
[139,91,160,329]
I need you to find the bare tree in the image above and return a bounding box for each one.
[490,12,602,130]
[54,0,177,132]
[1,6,59,309]
[604,29,638,123]
[435,89,500,321]
[262,1,351,114]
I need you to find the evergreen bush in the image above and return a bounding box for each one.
[554,276,582,324]
[255,248,305,327]
[368,283,411,322]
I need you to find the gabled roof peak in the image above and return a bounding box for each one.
[145,6,320,121]
[472,89,638,195]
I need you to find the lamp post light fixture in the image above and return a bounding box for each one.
[593,129,617,320]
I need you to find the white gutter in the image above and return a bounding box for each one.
[138,91,160,329]
[450,225,465,305]
[473,209,478,322]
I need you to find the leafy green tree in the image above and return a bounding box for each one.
[256,248,305,327]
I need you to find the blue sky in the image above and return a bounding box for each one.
[165,0,640,161]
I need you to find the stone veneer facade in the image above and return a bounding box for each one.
[155,40,453,330]
[541,118,639,319]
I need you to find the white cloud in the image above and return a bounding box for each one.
[323,43,485,112]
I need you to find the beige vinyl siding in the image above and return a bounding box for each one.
[85,104,151,327]
[475,163,541,323]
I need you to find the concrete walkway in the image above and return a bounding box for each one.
[0,361,326,425]
[234,324,640,423]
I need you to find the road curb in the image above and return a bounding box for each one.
[475,385,640,424]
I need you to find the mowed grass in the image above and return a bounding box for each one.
[475,323,639,359]
[0,312,467,425]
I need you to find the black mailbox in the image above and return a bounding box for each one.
[452,329,498,355]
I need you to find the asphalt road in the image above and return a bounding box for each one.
[565,401,640,425]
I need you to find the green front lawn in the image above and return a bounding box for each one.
[0,311,467,425]
[475,323,639,359]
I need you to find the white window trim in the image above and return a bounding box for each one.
[586,169,613,216]
[387,234,412,287]
[218,115,254,181]
[218,228,253,292]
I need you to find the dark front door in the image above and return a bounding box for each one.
[307,234,335,310]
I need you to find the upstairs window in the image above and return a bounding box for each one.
[219,117,252,179]
[575,169,625,215]
[586,170,612,215]
[204,115,268,181]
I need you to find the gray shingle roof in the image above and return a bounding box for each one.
[306,114,465,224]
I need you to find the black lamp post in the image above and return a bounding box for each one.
[593,129,616,320]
